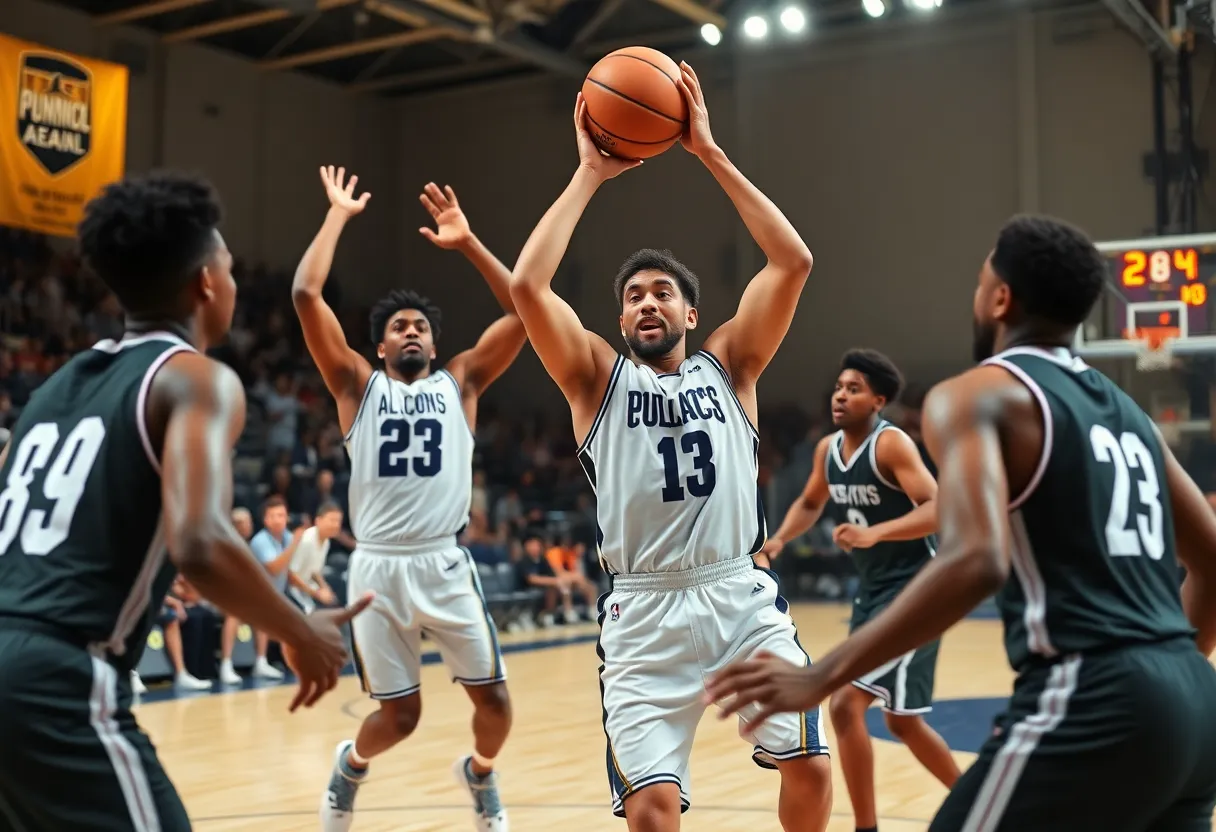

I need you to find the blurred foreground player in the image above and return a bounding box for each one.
[707,215,1216,831]
[0,173,370,831]
[761,349,959,832]
[295,168,526,832]
[510,65,830,831]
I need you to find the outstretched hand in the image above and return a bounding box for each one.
[702,650,827,732]
[282,590,376,713]
[675,61,717,159]
[320,165,371,216]
[574,93,642,181]
[418,182,472,250]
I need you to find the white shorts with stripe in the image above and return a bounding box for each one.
[597,557,828,817]
[348,538,505,699]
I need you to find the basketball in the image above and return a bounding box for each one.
[581,46,688,160]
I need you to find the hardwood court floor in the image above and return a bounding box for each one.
[139,603,1014,831]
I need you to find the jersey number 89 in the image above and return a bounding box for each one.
[1089,425,1165,560]
[0,418,107,557]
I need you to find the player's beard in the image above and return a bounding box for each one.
[627,322,684,360]
[392,350,430,377]
[972,317,997,363]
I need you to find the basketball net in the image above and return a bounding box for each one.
[1135,328,1176,372]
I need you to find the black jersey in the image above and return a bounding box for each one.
[984,346,1194,673]
[0,332,193,670]
[823,419,936,607]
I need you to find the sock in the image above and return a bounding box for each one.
[342,744,369,778]
[472,752,494,770]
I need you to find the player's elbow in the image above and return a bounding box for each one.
[773,247,813,278]
[963,544,1009,594]
[168,521,228,579]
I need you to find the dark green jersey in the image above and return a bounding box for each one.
[0,332,193,671]
[986,347,1194,673]
[824,419,936,606]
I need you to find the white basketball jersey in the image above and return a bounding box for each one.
[344,369,473,546]
[579,350,766,574]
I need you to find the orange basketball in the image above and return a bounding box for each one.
[582,46,688,160]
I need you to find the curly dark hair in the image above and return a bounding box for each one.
[77,171,223,313]
[368,289,442,344]
[990,215,1106,327]
[840,348,904,403]
[613,248,701,309]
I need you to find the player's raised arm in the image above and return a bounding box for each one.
[758,436,833,566]
[292,166,374,415]
[154,353,372,711]
[509,94,635,412]
[836,430,939,552]
[704,370,1013,725]
[680,62,813,388]
[1159,436,1216,654]
[416,182,527,396]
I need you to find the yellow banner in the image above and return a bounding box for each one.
[0,34,127,237]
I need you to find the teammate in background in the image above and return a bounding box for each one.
[510,66,830,832]
[760,349,959,832]
[295,167,526,832]
[707,215,1216,830]
[0,173,368,830]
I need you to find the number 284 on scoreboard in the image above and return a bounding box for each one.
[1114,246,1209,307]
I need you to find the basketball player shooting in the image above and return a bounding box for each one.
[293,167,527,832]
[509,64,830,832]
[707,216,1216,830]
[0,173,370,831]
[760,349,959,832]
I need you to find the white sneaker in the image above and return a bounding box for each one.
[219,660,242,685]
[452,756,509,831]
[175,671,211,691]
[320,741,364,832]
[130,671,147,695]
[253,658,284,680]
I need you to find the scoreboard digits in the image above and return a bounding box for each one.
[1117,246,1207,306]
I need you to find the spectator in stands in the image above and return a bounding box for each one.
[544,535,598,622]
[259,370,301,457]
[218,500,299,683]
[515,533,578,628]
[287,501,342,614]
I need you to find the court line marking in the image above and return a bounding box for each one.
[192,804,931,824]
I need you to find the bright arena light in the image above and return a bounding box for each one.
[742,14,769,38]
[862,0,886,16]
[700,22,723,44]
[779,6,807,32]
[909,0,942,10]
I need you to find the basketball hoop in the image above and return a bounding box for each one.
[1135,327,1176,372]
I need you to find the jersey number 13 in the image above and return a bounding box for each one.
[1089,425,1165,560]
[657,430,716,502]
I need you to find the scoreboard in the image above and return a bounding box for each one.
[1096,233,1216,344]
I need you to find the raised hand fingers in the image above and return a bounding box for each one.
[443,184,458,206]
[679,61,703,99]
[345,174,359,197]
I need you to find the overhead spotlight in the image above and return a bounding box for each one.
[862,0,886,16]
[700,22,723,44]
[908,0,942,9]
[779,5,807,32]
[742,14,769,38]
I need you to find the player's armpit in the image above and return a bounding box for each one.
[1158,434,1216,653]
[869,429,938,542]
[446,314,528,396]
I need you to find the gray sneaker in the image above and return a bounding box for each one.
[452,756,509,831]
[320,741,365,831]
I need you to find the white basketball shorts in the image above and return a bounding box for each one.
[346,539,506,700]
[596,556,828,817]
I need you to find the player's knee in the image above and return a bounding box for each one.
[828,688,863,729]
[381,697,422,740]
[622,782,682,832]
[473,683,512,723]
[882,711,919,741]
[778,755,833,806]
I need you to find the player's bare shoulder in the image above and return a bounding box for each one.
[144,352,246,454]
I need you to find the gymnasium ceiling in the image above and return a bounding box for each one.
[51,0,1110,97]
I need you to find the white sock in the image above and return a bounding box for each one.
[348,745,370,768]
[472,752,495,771]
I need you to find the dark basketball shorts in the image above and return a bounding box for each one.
[849,596,940,714]
[0,625,192,832]
[930,636,1216,832]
